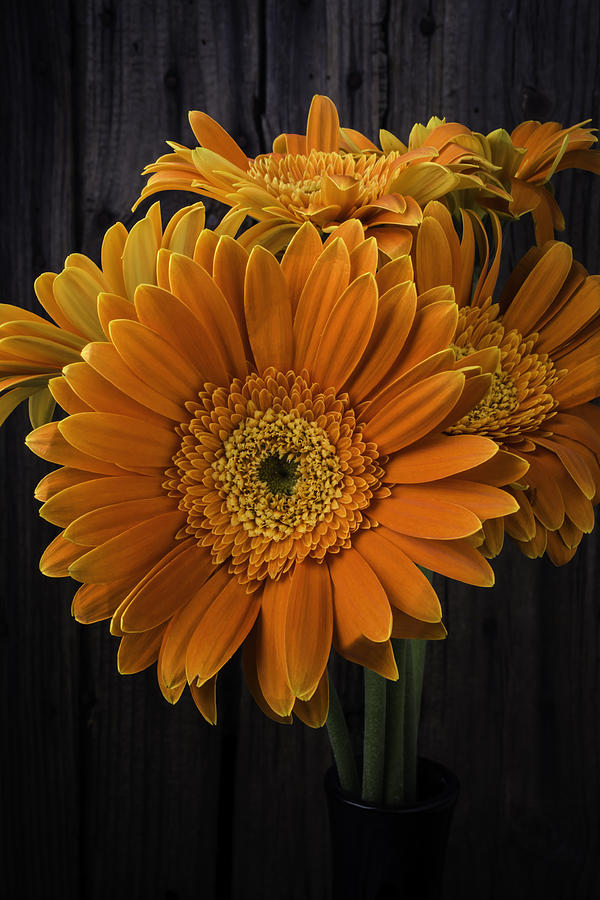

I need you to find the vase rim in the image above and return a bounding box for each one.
[324,756,459,814]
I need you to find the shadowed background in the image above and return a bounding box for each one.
[1,1,599,898]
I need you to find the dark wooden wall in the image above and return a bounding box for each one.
[2,1,599,898]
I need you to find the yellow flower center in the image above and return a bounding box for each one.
[248,149,402,217]
[166,369,385,585]
[210,409,343,540]
[447,303,559,441]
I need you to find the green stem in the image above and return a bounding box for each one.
[403,639,426,803]
[383,639,407,805]
[384,567,431,805]
[362,668,387,803]
[325,672,360,795]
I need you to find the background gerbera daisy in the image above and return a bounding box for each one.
[415,201,600,564]
[134,95,496,258]
[26,211,519,725]
[0,201,245,430]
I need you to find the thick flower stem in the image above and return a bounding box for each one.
[325,673,360,796]
[362,668,387,803]
[403,639,426,803]
[383,639,407,806]
[384,638,427,804]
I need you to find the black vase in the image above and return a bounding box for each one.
[324,757,459,900]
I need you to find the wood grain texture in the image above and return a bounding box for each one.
[1,1,599,899]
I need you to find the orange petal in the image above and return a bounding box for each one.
[41,472,165,529]
[463,449,530,487]
[189,676,218,724]
[212,236,252,359]
[502,242,573,335]
[384,434,498,483]
[58,412,178,470]
[366,370,465,454]
[255,576,295,717]
[72,580,132,624]
[49,375,92,415]
[551,357,600,407]
[26,421,125,475]
[285,560,333,701]
[35,467,102,502]
[244,246,293,373]
[242,629,293,725]
[118,624,166,674]
[168,253,247,381]
[371,487,482,539]
[134,283,225,382]
[393,301,458,376]
[293,670,329,728]
[40,533,88,577]
[97,292,137,338]
[63,495,176,546]
[68,510,184,583]
[379,527,495,587]
[390,479,519,520]
[415,216,453,293]
[310,273,378,390]
[328,548,392,643]
[354,531,441,621]
[346,282,417,402]
[306,94,340,153]
[185,578,261,684]
[121,542,216,632]
[280,223,324,315]
[159,566,231,691]
[391,609,447,641]
[109,318,202,403]
[293,238,351,369]
[188,111,249,170]
[82,342,186,420]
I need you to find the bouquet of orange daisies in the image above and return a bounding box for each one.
[2,95,599,806]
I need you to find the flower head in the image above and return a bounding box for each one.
[472,120,600,243]
[0,201,231,429]
[416,201,600,564]
[134,95,495,258]
[27,207,519,724]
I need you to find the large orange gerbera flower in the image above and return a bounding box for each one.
[26,211,520,725]
[481,120,600,243]
[0,201,240,429]
[415,201,600,564]
[134,95,493,259]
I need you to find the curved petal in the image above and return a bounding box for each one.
[354,530,441,621]
[68,510,185,583]
[244,246,293,373]
[384,434,498,483]
[306,94,340,153]
[185,578,261,685]
[310,273,378,391]
[58,412,178,470]
[121,542,215,632]
[285,559,333,701]
[255,576,295,717]
[328,548,392,643]
[378,527,495,587]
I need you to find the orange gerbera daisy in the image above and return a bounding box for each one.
[0,201,243,429]
[134,95,494,259]
[415,201,600,564]
[26,211,520,726]
[481,120,600,243]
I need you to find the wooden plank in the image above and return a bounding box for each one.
[0,2,80,898]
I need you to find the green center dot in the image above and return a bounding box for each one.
[257,453,300,496]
